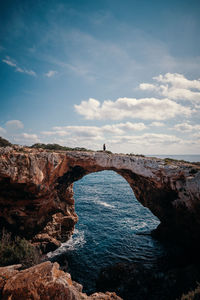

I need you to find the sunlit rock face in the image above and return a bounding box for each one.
[0,262,122,300]
[0,146,200,251]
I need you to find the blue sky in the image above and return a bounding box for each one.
[0,0,200,154]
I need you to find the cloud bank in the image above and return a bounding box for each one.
[75,97,192,121]
[1,73,199,154]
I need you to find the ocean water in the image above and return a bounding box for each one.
[148,154,200,162]
[49,155,200,294]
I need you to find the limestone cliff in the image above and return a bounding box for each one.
[0,146,200,251]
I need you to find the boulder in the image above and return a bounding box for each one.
[0,261,122,300]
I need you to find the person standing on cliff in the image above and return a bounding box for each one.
[103,144,106,151]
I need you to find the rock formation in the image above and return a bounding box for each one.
[0,146,200,251]
[0,261,122,299]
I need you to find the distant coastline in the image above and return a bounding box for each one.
[147,154,200,162]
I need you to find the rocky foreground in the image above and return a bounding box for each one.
[0,261,122,300]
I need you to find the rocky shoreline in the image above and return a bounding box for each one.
[0,261,122,300]
[1,144,200,299]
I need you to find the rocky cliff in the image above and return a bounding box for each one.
[0,261,122,299]
[0,146,200,251]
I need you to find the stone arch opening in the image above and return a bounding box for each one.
[57,163,176,226]
[53,161,181,253]
[58,169,162,294]
[72,169,161,235]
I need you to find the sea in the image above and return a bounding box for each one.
[48,155,200,294]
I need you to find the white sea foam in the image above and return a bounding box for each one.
[131,219,160,231]
[47,229,86,257]
[94,199,115,208]
[131,221,147,231]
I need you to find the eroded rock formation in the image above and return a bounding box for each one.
[0,146,200,251]
[0,262,122,299]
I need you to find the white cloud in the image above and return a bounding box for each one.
[0,121,39,145]
[150,121,165,127]
[101,125,124,135]
[14,133,39,144]
[139,83,158,91]
[45,70,57,77]
[2,57,17,67]
[41,130,70,137]
[5,120,24,131]
[39,131,199,155]
[41,122,147,145]
[2,56,36,76]
[162,88,200,102]
[16,68,36,76]
[40,120,199,154]
[21,133,39,140]
[75,97,192,121]
[41,126,179,151]
[154,73,200,90]
[139,73,200,102]
[193,133,200,139]
[51,125,103,138]
[102,122,146,134]
[110,133,181,145]
[174,123,200,132]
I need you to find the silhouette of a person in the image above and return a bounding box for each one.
[103,143,106,151]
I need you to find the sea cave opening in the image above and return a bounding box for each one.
[51,170,166,294]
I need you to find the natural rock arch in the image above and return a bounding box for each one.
[0,146,200,252]
[58,164,176,224]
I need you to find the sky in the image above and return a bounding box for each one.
[0,0,200,154]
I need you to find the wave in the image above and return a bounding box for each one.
[131,219,160,232]
[94,199,115,208]
[47,229,86,257]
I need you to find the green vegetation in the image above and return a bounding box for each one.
[0,136,12,147]
[31,143,93,152]
[164,158,178,164]
[128,153,145,157]
[180,283,200,299]
[0,230,40,268]
[164,157,190,165]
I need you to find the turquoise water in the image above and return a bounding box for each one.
[49,155,200,293]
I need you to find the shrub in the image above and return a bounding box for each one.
[31,143,93,152]
[0,136,12,147]
[0,230,40,268]
[128,153,145,157]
